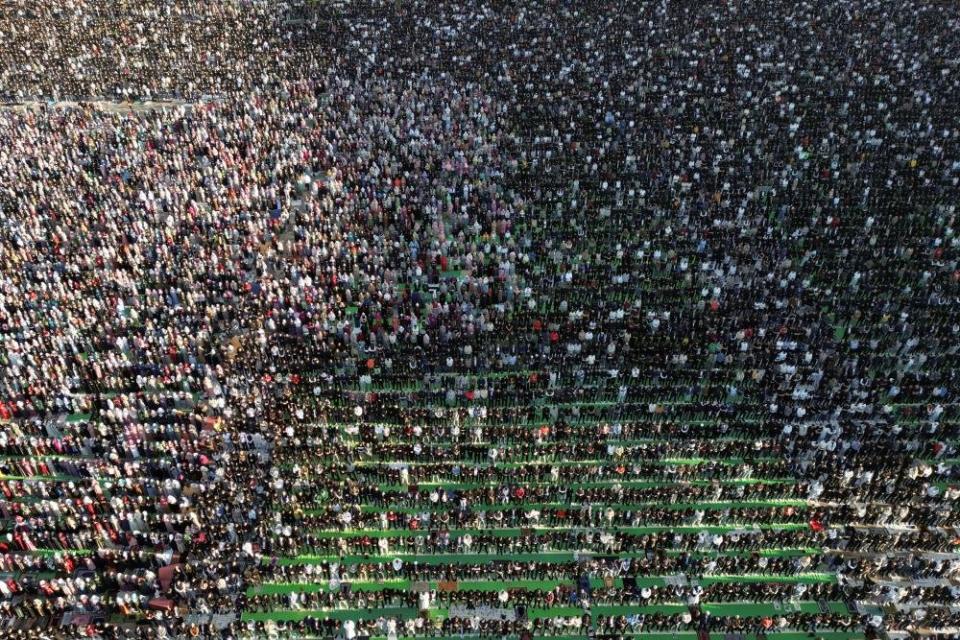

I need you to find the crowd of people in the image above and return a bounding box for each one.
[0,0,959,638]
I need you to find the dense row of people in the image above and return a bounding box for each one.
[1,0,958,638]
